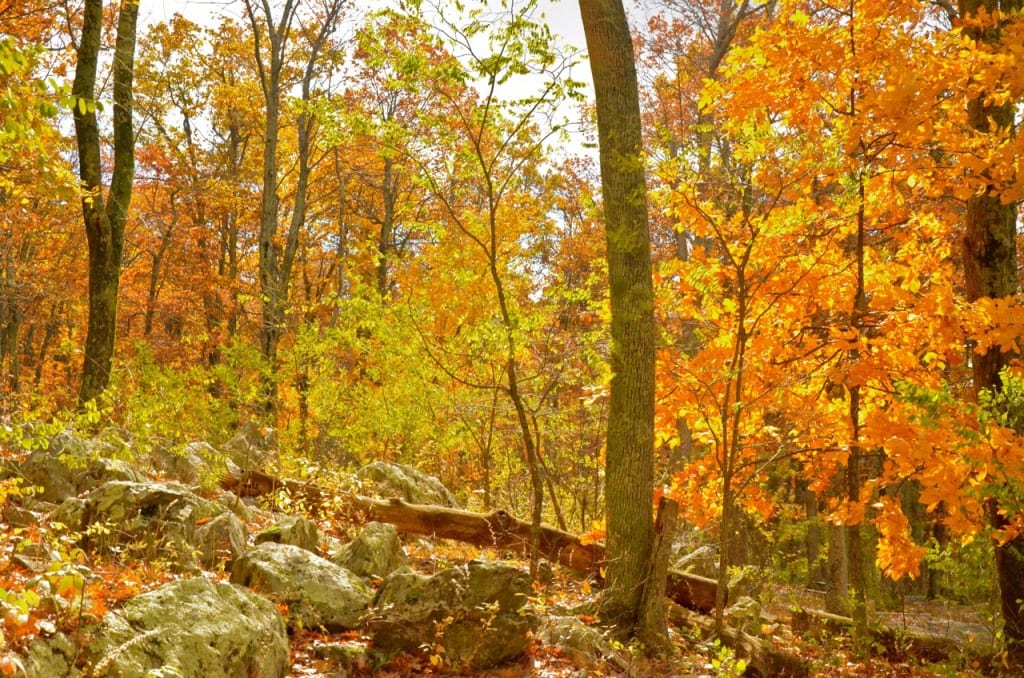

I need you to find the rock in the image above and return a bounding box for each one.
[195,512,248,568]
[370,560,535,670]
[331,521,407,579]
[214,489,253,522]
[673,544,718,579]
[20,632,80,678]
[255,514,319,552]
[85,578,289,678]
[231,542,372,631]
[539,616,617,669]
[356,461,459,507]
[312,642,372,674]
[147,440,219,485]
[4,503,51,528]
[224,422,276,471]
[726,595,763,635]
[52,481,224,568]
[20,431,143,503]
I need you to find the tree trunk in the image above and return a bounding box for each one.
[579,0,658,636]
[73,0,138,405]
[957,0,1022,664]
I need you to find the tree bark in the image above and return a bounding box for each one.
[579,0,658,635]
[957,0,1023,664]
[73,0,139,405]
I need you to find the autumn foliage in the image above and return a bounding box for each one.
[2,0,1024,669]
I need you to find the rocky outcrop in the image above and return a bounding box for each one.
[195,511,249,568]
[331,521,407,579]
[255,514,319,552]
[539,616,619,670]
[224,421,277,471]
[85,578,289,678]
[370,560,535,670]
[21,633,80,678]
[19,431,142,503]
[231,542,372,631]
[356,461,459,507]
[51,480,224,568]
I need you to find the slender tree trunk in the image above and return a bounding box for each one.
[580,0,659,640]
[958,0,1022,664]
[73,0,138,405]
[846,170,869,641]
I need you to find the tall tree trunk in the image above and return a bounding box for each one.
[245,0,342,415]
[73,0,138,405]
[579,0,659,641]
[958,0,1023,664]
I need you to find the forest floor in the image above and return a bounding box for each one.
[283,517,999,678]
[0,452,1001,678]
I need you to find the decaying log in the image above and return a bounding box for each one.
[221,469,720,614]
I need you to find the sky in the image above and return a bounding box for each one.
[141,0,589,52]
[140,0,597,152]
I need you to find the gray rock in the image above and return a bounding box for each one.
[85,578,289,678]
[147,440,229,489]
[20,632,80,678]
[231,542,372,631]
[539,616,617,669]
[726,595,763,635]
[673,544,718,579]
[254,514,319,552]
[356,461,458,507]
[52,481,224,568]
[312,642,372,673]
[331,521,407,579]
[20,432,142,503]
[224,422,276,472]
[216,490,254,521]
[195,511,249,568]
[371,560,535,670]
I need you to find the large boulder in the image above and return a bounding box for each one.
[195,511,249,569]
[356,461,458,507]
[147,440,238,486]
[254,514,319,552]
[19,431,142,503]
[539,616,618,670]
[20,633,80,678]
[370,560,535,670]
[85,578,289,678]
[331,521,407,579]
[231,542,372,631]
[51,481,224,567]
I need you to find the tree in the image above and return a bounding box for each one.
[579,0,662,645]
[958,0,1024,663]
[72,0,139,404]
[242,0,345,413]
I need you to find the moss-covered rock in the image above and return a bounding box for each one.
[331,521,407,579]
[370,560,535,670]
[20,432,142,503]
[231,542,372,631]
[356,461,459,507]
[254,514,319,552]
[85,578,289,678]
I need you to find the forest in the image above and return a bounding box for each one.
[1,0,1023,675]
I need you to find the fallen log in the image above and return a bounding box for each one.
[791,607,994,664]
[221,469,721,614]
